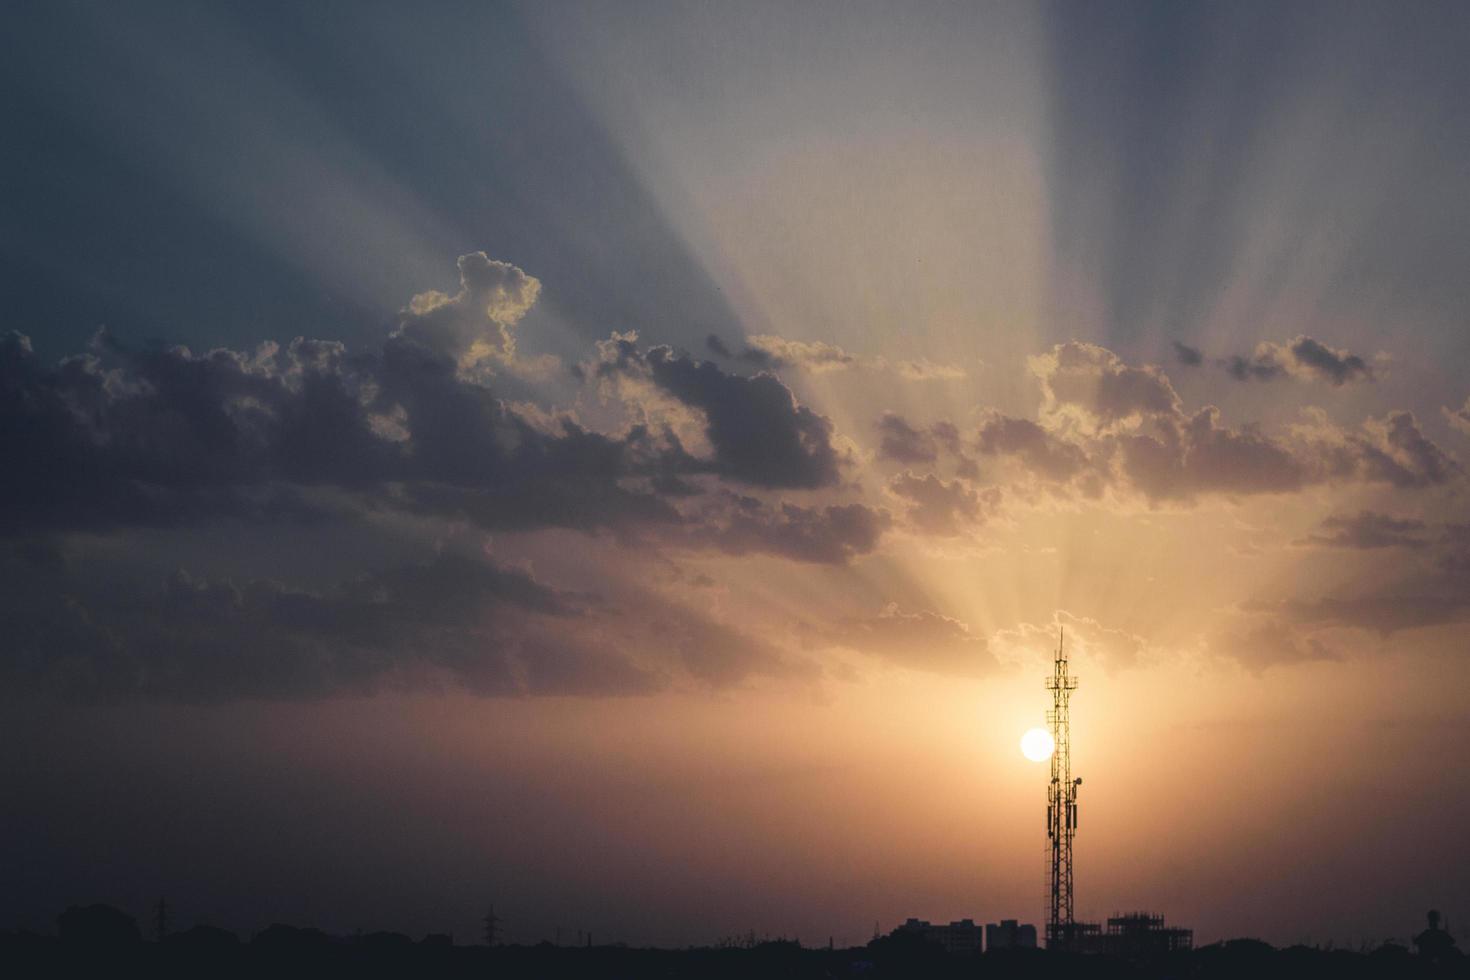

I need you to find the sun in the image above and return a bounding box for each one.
[1020,727,1054,762]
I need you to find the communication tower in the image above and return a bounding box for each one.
[1045,629,1083,949]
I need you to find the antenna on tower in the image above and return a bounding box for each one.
[1044,627,1082,949]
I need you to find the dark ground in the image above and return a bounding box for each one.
[3,913,1468,980]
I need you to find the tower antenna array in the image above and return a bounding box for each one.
[1045,628,1082,948]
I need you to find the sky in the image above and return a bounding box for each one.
[3,0,1470,950]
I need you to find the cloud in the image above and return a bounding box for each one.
[1171,340,1204,367]
[1118,407,1309,500]
[705,335,966,381]
[595,334,849,489]
[875,412,938,464]
[705,333,857,373]
[894,358,967,382]
[0,254,893,573]
[634,345,847,489]
[886,345,1458,507]
[1295,511,1429,550]
[1259,595,1470,636]
[682,492,890,564]
[1250,519,1470,642]
[1308,409,1461,489]
[1443,396,1470,436]
[1210,618,1337,672]
[811,603,995,676]
[1221,335,1376,386]
[1030,341,1180,430]
[739,335,859,374]
[989,611,1150,670]
[0,550,670,702]
[394,251,541,370]
[0,321,707,538]
[887,472,996,536]
[974,413,1093,486]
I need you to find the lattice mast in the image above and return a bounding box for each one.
[1045,628,1081,948]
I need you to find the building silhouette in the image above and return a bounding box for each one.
[985,919,1038,951]
[1100,912,1192,955]
[892,918,984,955]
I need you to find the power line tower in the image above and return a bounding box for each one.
[1045,628,1082,949]
[154,897,170,942]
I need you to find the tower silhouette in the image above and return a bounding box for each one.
[1045,629,1082,949]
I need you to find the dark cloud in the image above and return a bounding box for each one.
[875,412,938,464]
[0,550,667,703]
[887,472,995,536]
[1433,524,1470,581]
[0,323,690,537]
[1315,410,1461,489]
[1221,336,1376,386]
[1296,511,1429,550]
[0,251,897,704]
[974,414,1092,485]
[1261,595,1470,636]
[1033,341,1180,426]
[1223,352,1287,382]
[1171,340,1204,367]
[1119,407,1308,500]
[603,342,847,489]
[1287,336,1375,385]
[685,493,890,565]
[1,257,876,548]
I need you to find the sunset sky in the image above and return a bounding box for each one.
[4,0,1470,950]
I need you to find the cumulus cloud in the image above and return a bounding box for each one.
[1030,341,1180,430]
[0,259,878,550]
[0,322,706,537]
[1443,396,1470,436]
[887,472,996,536]
[1305,409,1460,489]
[875,412,938,464]
[884,345,1458,507]
[975,413,1094,487]
[597,337,848,489]
[1295,511,1429,549]
[1222,335,1376,386]
[1118,407,1309,500]
[394,251,541,369]
[0,251,914,703]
